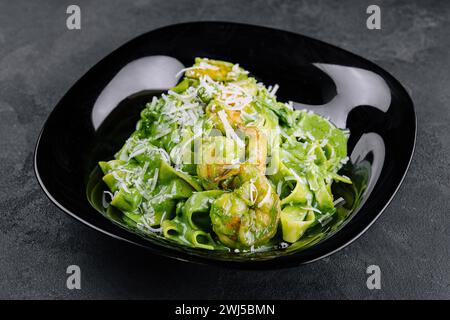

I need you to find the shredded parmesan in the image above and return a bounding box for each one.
[333,197,345,206]
[175,61,219,78]
[128,147,146,159]
[248,180,258,205]
[302,206,322,214]
[157,148,171,163]
[217,110,245,147]
[257,184,272,208]
[269,84,279,97]
[148,168,159,193]
[153,129,172,140]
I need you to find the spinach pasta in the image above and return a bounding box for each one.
[96,58,353,252]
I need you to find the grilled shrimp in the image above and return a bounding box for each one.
[196,136,243,189]
[241,125,267,173]
[210,165,281,248]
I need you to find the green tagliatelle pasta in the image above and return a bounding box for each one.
[96,57,354,252]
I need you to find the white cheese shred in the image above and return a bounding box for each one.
[217,109,245,147]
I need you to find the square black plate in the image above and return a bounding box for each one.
[34,22,416,268]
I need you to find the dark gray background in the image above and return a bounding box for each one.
[0,0,449,299]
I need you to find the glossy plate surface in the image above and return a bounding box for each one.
[34,22,416,268]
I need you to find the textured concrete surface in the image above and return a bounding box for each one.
[0,0,449,299]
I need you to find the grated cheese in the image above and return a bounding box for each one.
[268,84,279,97]
[217,109,245,147]
[257,184,272,208]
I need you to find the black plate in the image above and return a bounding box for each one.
[34,22,416,268]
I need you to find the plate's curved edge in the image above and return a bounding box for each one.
[33,21,418,269]
[304,107,417,265]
